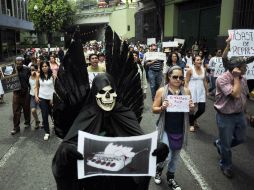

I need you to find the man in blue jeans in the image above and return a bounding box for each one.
[214,37,253,178]
[142,44,164,101]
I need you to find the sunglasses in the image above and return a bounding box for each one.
[171,75,184,81]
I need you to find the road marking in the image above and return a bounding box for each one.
[0,137,26,168]
[180,149,211,190]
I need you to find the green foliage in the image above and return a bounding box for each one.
[28,0,76,33]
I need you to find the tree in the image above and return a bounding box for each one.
[28,0,76,47]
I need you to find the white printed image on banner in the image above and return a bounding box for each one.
[245,61,254,80]
[77,130,158,179]
[214,62,225,77]
[89,72,104,87]
[228,29,254,56]
[166,95,190,112]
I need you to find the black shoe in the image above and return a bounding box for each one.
[221,168,234,178]
[213,140,221,155]
[11,128,20,135]
[24,121,31,128]
[168,179,181,190]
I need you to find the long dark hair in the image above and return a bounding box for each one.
[167,52,180,66]
[39,61,52,81]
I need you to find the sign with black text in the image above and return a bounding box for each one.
[0,64,21,93]
[228,29,254,56]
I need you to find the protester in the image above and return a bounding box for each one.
[98,52,106,68]
[58,47,65,63]
[133,51,147,99]
[29,64,41,129]
[87,53,106,72]
[152,66,194,190]
[11,57,31,135]
[208,49,223,96]
[213,37,251,178]
[35,61,54,141]
[49,55,60,79]
[185,55,208,132]
[142,44,164,101]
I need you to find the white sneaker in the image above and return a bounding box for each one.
[43,133,50,141]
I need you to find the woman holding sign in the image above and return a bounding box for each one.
[185,55,208,132]
[152,66,194,190]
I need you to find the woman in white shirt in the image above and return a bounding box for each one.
[29,64,41,129]
[35,61,54,140]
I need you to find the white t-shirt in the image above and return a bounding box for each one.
[39,77,54,100]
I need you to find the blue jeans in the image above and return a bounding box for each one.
[216,112,247,169]
[157,132,181,173]
[39,98,52,134]
[148,69,162,100]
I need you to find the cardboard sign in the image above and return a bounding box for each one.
[245,61,254,80]
[77,131,158,179]
[228,29,254,56]
[0,64,21,93]
[174,38,185,45]
[147,38,156,46]
[162,41,178,48]
[166,95,190,112]
[144,52,166,61]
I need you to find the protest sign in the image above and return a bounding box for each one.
[162,41,178,48]
[77,130,158,179]
[144,52,166,61]
[0,64,21,93]
[88,72,104,87]
[245,61,254,80]
[228,29,254,56]
[147,38,156,46]
[214,62,225,77]
[174,38,185,45]
[166,95,190,112]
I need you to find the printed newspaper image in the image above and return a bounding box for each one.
[77,131,158,179]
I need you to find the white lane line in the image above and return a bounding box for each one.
[0,137,26,168]
[180,149,211,190]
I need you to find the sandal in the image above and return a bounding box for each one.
[189,126,195,132]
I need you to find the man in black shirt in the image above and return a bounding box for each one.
[11,57,31,135]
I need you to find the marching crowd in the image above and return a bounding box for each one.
[0,36,254,190]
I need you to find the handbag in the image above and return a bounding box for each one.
[168,133,184,150]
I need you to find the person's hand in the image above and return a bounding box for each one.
[226,36,232,46]
[52,142,83,179]
[232,67,242,78]
[35,96,40,103]
[189,99,195,112]
[161,100,169,111]
[152,142,169,163]
[52,142,83,189]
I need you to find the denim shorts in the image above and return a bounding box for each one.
[30,95,39,109]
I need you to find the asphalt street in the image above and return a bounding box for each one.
[0,87,254,190]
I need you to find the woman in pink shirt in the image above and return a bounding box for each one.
[49,55,59,79]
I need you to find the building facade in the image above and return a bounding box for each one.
[0,0,33,60]
[136,0,254,53]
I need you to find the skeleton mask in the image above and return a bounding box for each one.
[96,85,117,111]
